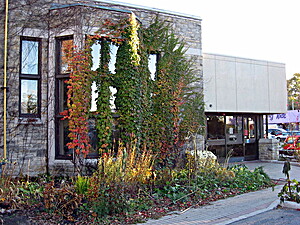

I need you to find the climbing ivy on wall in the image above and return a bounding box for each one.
[64,14,204,168]
[62,42,93,159]
[114,13,142,144]
[142,19,204,166]
[94,39,113,152]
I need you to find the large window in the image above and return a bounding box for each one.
[55,36,73,158]
[207,115,225,140]
[19,37,41,117]
[90,40,118,112]
[56,36,108,158]
[148,53,159,80]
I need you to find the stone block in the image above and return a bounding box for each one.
[259,138,279,160]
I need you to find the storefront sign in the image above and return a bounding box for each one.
[268,110,300,124]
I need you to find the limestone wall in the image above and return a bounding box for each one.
[0,0,202,176]
[259,138,279,161]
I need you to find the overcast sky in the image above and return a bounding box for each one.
[112,0,300,79]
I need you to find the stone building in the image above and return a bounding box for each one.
[0,0,202,175]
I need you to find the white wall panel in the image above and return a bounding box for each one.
[215,56,237,112]
[252,63,270,112]
[236,61,254,112]
[268,65,287,113]
[203,53,287,114]
[203,55,217,111]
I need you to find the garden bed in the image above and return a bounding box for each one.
[0,164,274,225]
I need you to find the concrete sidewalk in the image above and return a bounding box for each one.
[141,161,300,225]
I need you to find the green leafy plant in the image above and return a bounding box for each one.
[278,179,300,203]
[75,175,90,195]
[229,165,271,191]
[154,182,188,202]
[18,181,44,204]
[61,41,93,175]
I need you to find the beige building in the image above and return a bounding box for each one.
[203,53,287,160]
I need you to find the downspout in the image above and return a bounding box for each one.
[2,0,9,159]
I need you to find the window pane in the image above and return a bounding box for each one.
[91,43,101,71]
[226,116,243,145]
[207,116,225,139]
[148,54,157,80]
[109,43,118,74]
[88,118,99,155]
[21,40,39,75]
[20,79,38,114]
[110,86,117,111]
[90,83,116,112]
[90,81,98,112]
[58,119,72,156]
[58,79,68,112]
[60,39,73,74]
[244,117,255,139]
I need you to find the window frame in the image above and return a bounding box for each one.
[19,36,42,118]
[55,35,74,77]
[55,35,73,159]
[55,35,100,159]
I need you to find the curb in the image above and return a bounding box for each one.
[240,160,300,167]
[280,201,300,210]
[220,199,280,225]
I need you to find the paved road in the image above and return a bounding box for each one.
[231,208,300,225]
[233,161,299,181]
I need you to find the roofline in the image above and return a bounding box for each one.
[50,3,132,14]
[92,0,202,20]
[203,52,285,66]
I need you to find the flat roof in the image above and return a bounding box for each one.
[203,52,285,67]
[93,0,201,20]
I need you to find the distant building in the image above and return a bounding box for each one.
[203,53,287,161]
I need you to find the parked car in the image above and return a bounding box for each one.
[268,128,288,141]
[288,130,300,136]
[268,128,287,136]
[275,132,290,142]
[280,135,300,156]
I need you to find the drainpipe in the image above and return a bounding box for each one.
[2,0,9,159]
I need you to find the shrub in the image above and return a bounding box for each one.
[278,161,300,203]
[86,142,155,218]
[229,165,271,191]
[278,179,300,203]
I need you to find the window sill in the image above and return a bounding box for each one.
[18,117,43,125]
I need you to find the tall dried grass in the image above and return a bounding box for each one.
[96,141,155,184]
